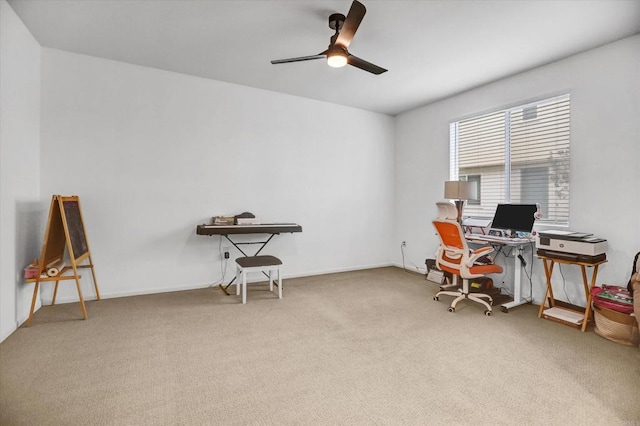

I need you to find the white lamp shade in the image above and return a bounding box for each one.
[444,180,477,200]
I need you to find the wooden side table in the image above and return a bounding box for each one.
[537,254,607,332]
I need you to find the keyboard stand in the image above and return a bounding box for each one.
[196,224,302,295]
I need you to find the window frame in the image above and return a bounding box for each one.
[449,94,571,226]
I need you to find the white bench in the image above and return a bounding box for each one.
[235,255,283,304]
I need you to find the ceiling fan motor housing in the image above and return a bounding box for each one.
[328,13,345,31]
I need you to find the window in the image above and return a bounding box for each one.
[449,94,570,225]
[461,174,481,205]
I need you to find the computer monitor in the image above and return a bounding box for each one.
[490,204,537,233]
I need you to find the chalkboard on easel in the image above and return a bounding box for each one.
[40,195,94,266]
[62,199,89,261]
[40,197,67,268]
[28,195,100,326]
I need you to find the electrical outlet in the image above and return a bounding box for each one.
[401,241,406,247]
[224,251,230,259]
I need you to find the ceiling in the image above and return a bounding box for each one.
[8,0,640,116]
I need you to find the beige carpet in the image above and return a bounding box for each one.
[1,267,639,425]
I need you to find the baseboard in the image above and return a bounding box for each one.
[37,262,397,304]
[45,281,210,304]
[392,262,424,275]
[0,326,18,343]
[283,262,395,280]
[1,299,42,344]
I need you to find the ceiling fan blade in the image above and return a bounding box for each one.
[271,53,326,65]
[335,0,366,48]
[348,54,387,75]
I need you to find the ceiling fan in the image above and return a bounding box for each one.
[270,0,387,75]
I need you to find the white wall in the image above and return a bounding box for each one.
[0,0,42,342]
[39,48,395,304]
[395,35,640,306]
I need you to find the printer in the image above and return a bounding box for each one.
[536,230,607,257]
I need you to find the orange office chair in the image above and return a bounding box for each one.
[432,202,502,316]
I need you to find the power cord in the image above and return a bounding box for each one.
[527,241,535,302]
[497,247,514,297]
[208,237,229,288]
[558,264,572,304]
[496,245,511,284]
[514,241,536,303]
[401,242,425,273]
[495,244,535,303]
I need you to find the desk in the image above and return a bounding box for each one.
[537,254,607,332]
[465,234,535,312]
[196,223,302,294]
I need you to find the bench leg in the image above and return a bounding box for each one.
[236,267,241,296]
[242,269,247,304]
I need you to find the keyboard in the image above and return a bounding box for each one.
[466,233,531,244]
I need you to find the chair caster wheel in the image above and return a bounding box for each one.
[433,296,439,301]
[485,310,492,316]
[448,307,455,313]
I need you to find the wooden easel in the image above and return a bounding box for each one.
[26,195,100,326]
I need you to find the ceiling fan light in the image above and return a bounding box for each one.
[327,51,348,68]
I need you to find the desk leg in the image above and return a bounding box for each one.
[580,264,600,332]
[514,247,522,303]
[501,245,527,312]
[538,259,556,318]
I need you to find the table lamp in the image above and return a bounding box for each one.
[444,180,477,224]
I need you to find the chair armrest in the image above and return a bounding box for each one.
[466,246,495,267]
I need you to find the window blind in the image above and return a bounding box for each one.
[450,94,570,224]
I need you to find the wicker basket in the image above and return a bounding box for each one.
[592,304,639,347]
